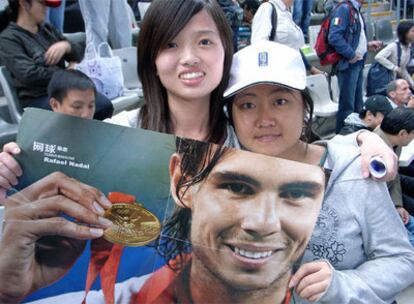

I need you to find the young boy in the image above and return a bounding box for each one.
[0,69,97,199]
[339,94,393,135]
[48,69,96,119]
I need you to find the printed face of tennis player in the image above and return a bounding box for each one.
[170,148,325,291]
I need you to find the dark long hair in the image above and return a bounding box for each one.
[137,0,234,143]
[0,0,31,33]
[397,20,414,46]
[157,138,228,271]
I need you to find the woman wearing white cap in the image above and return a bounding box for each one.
[224,40,414,303]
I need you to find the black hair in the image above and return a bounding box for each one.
[359,108,389,119]
[225,87,317,143]
[137,0,233,144]
[0,0,32,33]
[242,0,260,14]
[397,20,414,46]
[47,69,96,103]
[157,138,228,271]
[380,108,414,135]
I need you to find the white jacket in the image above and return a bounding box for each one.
[251,0,305,50]
[375,40,414,87]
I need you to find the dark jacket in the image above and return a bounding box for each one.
[0,22,82,105]
[339,112,370,135]
[328,0,367,71]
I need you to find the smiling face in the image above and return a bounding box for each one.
[183,149,324,291]
[231,84,305,158]
[155,9,225,104]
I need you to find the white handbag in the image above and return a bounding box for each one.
[76,42,124,100]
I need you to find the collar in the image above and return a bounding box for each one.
[270,0,288,12]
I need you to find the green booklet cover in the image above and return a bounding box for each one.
[16,108,174,221]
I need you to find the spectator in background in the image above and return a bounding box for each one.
[241,0,260,25]
[386,79,414,108]
[340,94,393,135]
[386,81,414,216]
[78,0,132,50]
[375,20,414,91]
[0,0,113,120]
[292,0,312,42]
[0,69,97,196]
[328,0,383,133]
[251,0,324,75]
[218,0,243,51]
[374,108,414,247]
[46,0,65,32]
[48,69,96,119]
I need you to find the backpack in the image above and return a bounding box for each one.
[314,1,355,66]
[366,42,402,97]
[269,2,278,41]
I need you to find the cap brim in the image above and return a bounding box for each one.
[224,80,305,99]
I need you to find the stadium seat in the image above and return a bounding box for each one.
[330,75,340,103]
[366,20,375,41]
[307,74,338,117]
[0,119,18,147]
[113,47,142,90]
[375,19,394,45]
[63,32,87,54]
[0,66,23,124]
[362,63,372,98]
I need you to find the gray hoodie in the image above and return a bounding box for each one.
[295,140,414,303]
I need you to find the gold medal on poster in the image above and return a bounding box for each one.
[103,203,161,247]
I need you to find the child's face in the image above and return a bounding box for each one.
[232,84,305,158]
[50,88,95,119]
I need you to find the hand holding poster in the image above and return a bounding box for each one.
[1,109,326,303]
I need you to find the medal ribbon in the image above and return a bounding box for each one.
[82,192,136,304]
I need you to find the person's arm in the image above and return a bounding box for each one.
[0,172,112,303]
[318,179,414,303]
[251,2,273,43]
[329,131,398,181]
[0,36,59,87]
[327,5,356,60]
[401,67,414,88]
[49,24,83,63]
[374,42,399,72]
[389,174,404,208]
[398,48,414,88]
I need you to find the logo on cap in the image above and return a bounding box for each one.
[258,52,268,67]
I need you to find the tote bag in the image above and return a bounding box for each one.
[76,42,124,100]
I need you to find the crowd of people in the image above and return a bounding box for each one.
[0,0,414,303]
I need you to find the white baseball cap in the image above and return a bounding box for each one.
[223,41,307,99]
